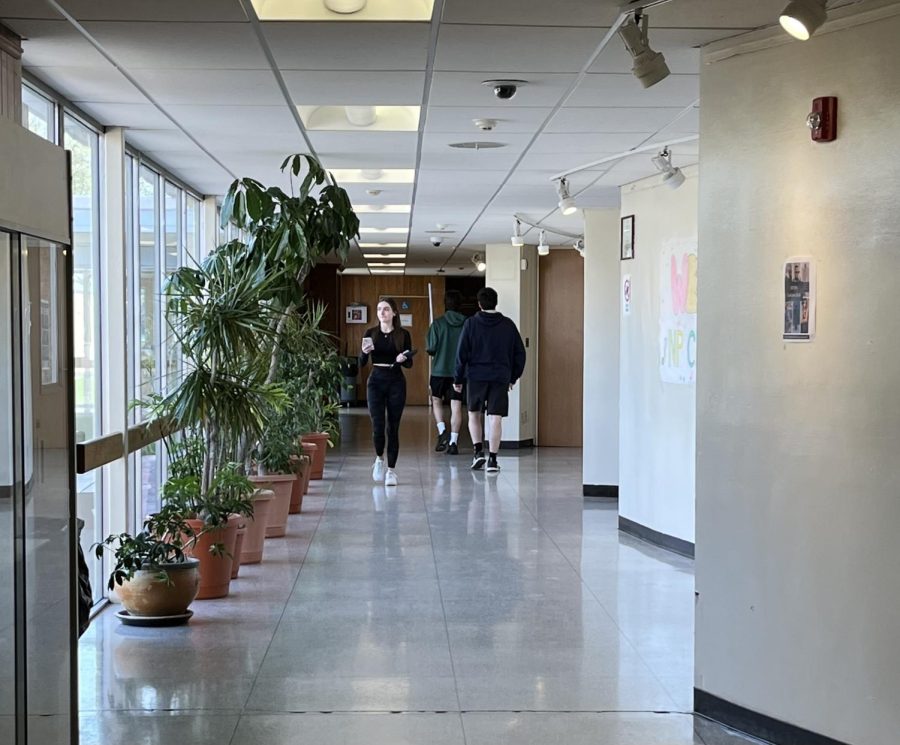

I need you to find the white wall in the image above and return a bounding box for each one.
[695,10,900,744]
[485,243,538,443]
[582,209,620,489]
[619,168,698,543]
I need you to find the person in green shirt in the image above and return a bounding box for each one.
[426,290,467,454]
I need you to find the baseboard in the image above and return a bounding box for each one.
[499,439,533,449]
[583,484,618,500]
[695,689,851,745]
[618,516,695,558]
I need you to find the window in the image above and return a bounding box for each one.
[21,84,56,142]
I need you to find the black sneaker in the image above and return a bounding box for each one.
[446,442,459,456]
[471,452,486,470]
[435,430,450,452]
[486,456,500,473]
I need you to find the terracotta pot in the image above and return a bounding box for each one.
[231,521,247,579]
[241,489,274,564]
[302,432,329,479]
[249,473,296,537]
[289,455,312,513]
[115,558,200,617]
[184,515,240,600]
[300,441,318,480]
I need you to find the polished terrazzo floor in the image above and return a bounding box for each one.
[78,408,762,744]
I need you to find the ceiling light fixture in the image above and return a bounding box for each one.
[472,253,487,272]
[617,11,670,89]
[345,105,377,126]
[370,268,404,274]
[363,253,407,259]
[779,0,828,40]
[354,205,411,214]
[511,219,525,247]
[359,227,408,234]
[359,242,407,249]
[573,239,585,258]
[556,178,578,216]
[651,147,685,190]
[367,262,406,267]
[537,230,550,257]
[330,169,415,184]
[323,0,367,12]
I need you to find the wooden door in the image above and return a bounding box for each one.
[538,249,584,446]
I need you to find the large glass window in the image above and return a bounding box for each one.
[64,113,104,603]
[21,84,56,142]
[185,194,200,263]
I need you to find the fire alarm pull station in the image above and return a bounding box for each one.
[807,96,838,142]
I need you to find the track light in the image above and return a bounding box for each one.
[556,178,578,216]
[573,239,585,258]
[472,253,486,272]
[651,147,685,190]
[779,0,827,40]
[511,219,525,247]
[617,12,670,89]
[537,230,550,256]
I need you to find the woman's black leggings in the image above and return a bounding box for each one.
[367,368,407,468]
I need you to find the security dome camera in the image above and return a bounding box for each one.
[430,236,443,247]
[482,79,527,101]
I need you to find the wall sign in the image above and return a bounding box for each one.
[620,215,635,260]
[783,258,816,342]
[345,305,367,324]
[400,313,413,328]
[659,244,698,385]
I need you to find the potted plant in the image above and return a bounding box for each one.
[250,418,299,537]
[95,505,200,624]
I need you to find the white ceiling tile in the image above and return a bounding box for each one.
[3,0,250,21]
[532,132,653,153]
[26,66,145,103]
[425,106,551,134]
[125,129,205,153]
[308,130,420,157]
[547,106,698,134]
[166,105,299,136]
[8,19,109,67]
[567,73,699,107]
[76,102,175,129]
[430,72,575,107]
[205,133,309,155]
[435,25,605,73]
[263,22,430,71]
[131,69,285,105]
[641,0,787,30]
[283,71,425,106]
[83,21,268,70]
[441,0,619,27]
[314,150,418,169]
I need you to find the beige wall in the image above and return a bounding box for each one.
[619,168,698,543]
[695,9,900,744]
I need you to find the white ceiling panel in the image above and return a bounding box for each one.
[7,19,108,68]
[517,150,632,173]
[417,167,509,189]
[131,69,285,105]
[339,183,415,204]
[283,71,425,106]
[314,150,418,169]
[425,106,551,134]
[204,132,309,156]
[125,129,207,153]
[435,25,606,73]
[26,66,145,103]
[1,0,250,22]
[532,132,653,153]
[547,106,698,134]
[441,0,619,27]
[588,28,733,75]
[568,73,699,107]
[83,22,267,70]
[166,105,299,136]
[76,102,175,129]
[307,130,420,156]
[263,22,430,71]
[642,0,787,30]
[430,72,576,107]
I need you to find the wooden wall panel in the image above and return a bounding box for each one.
[339,275,445,405]
[538,250,584,447]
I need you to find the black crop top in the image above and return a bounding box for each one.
[359,327,413,369]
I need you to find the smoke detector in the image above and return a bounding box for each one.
[473,118,498,131]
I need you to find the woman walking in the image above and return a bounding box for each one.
[359,298,413,486]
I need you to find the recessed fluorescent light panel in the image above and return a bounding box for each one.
[359,227,409,235]
[359,242,407,249]
[251,0,434,21]
[363,253,407,259]
[367,262,406,267]
[331,169,415,184]
[354,205,412,214]
[370,268,405,274]
[298,106,421,132]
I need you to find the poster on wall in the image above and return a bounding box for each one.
[783,258,816,342]
[622,274,632,316]
[400,313,413,328]
[659,243,698,385]
[345,305,367,324]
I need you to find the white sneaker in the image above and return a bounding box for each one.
[372,457,386,482]
[384,468,398,487]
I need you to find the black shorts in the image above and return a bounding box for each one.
[466,380,509,417]
[430,376,465,402]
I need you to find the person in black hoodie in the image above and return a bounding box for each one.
[359,298,413,486]
[453,286,526,473]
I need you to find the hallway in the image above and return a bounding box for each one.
[78,409,753,744]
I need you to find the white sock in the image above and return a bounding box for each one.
[437,422,446,435]
[450,432,459,444]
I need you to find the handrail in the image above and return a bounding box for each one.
[75,418,179,474]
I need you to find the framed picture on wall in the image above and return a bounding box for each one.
[620,215,635,260]
[345,305,368,324]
